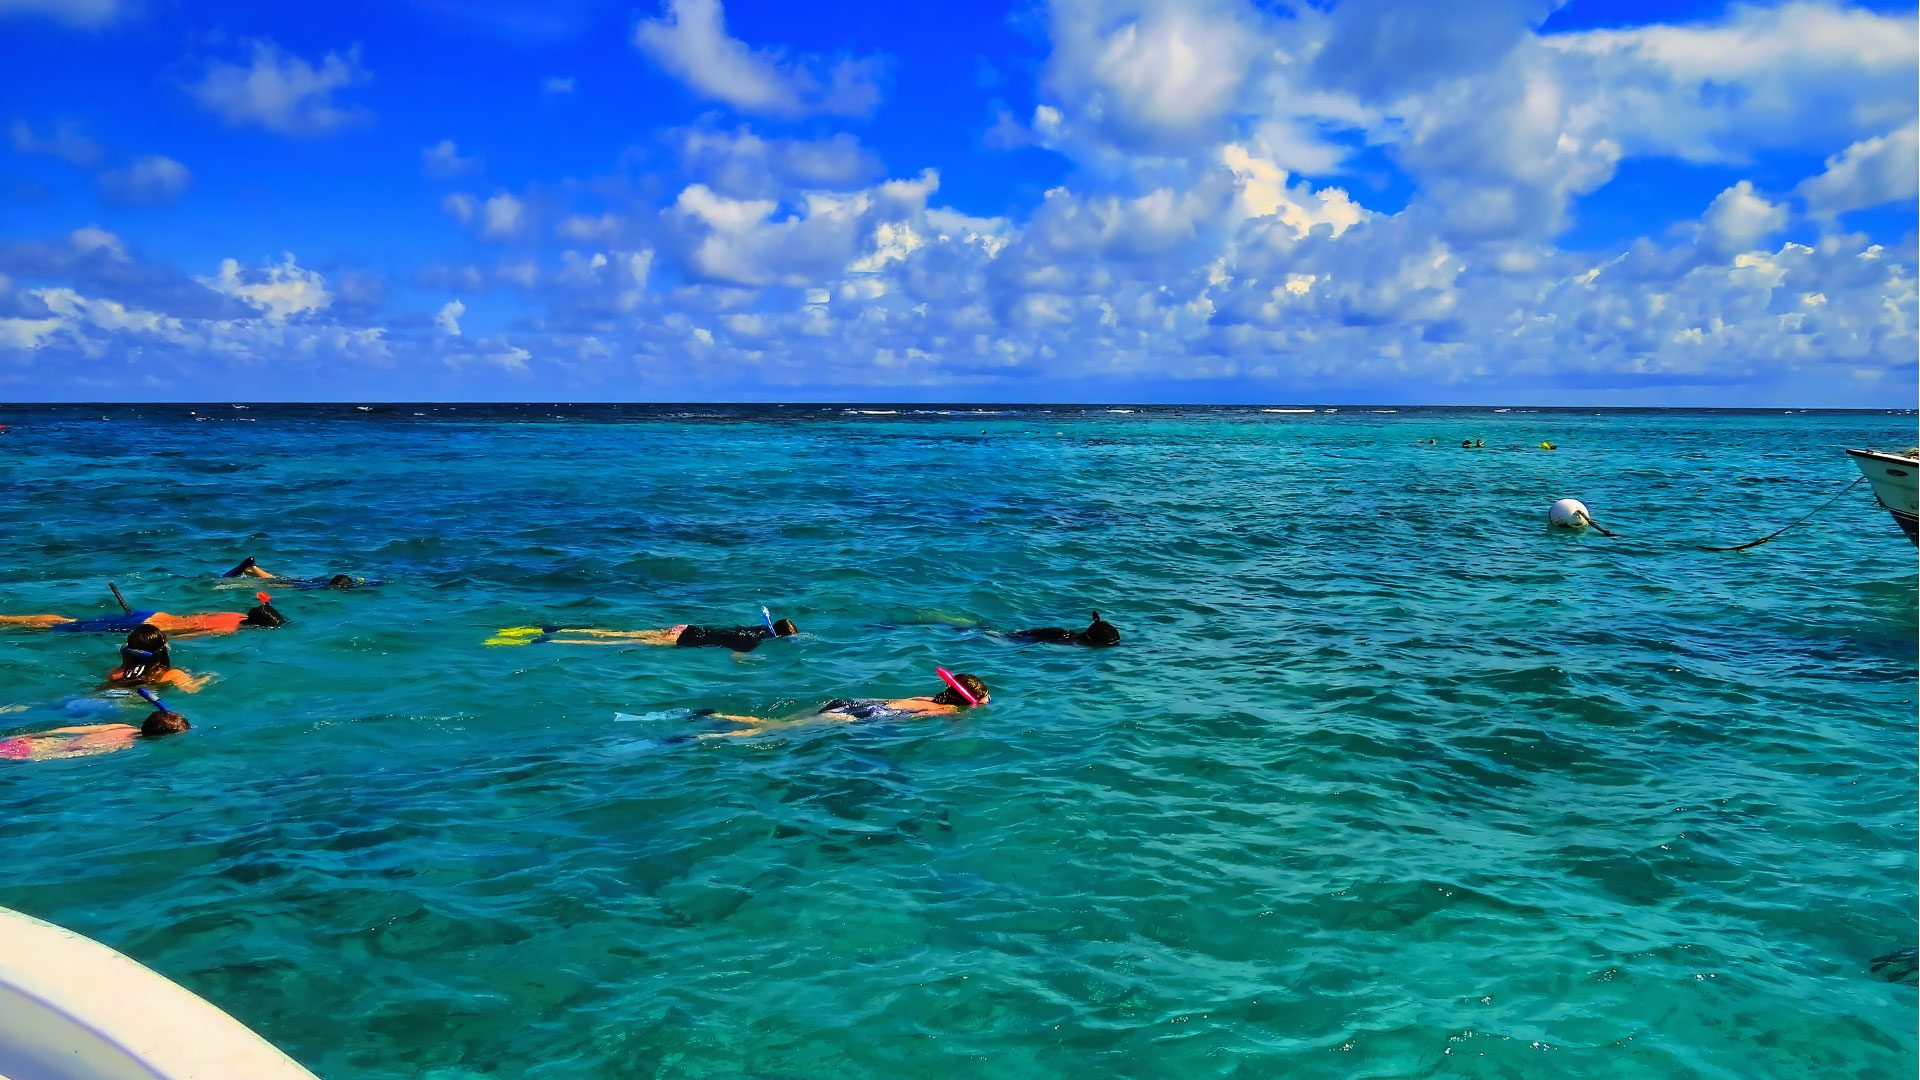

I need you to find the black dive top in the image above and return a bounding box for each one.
[675,625,777,652]
[1007,611,1120,647]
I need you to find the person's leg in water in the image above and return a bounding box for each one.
[0,615,75,628]
[558,626,686,644]
[223,557,277,579]
[486,624,688,646]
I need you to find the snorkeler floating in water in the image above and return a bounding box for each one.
[488,608,799,653]
[1002,611,1120,647]
[101,625,208,692]
[223,556,375,590]
[0,690,190,762]
[0,592,287,637]
[705,669,989,738]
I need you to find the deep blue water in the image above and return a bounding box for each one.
[1,403,1915,1078]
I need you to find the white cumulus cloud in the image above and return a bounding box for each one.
[1797,120,1920,217]
[634,0,883,118]
[0,0,123,28]
[187,41,372,137]
[436,299,464,335]
[422,139,479,178]
[1042,0,1262,152]
[99,155,192,207]
[10,120,103,165]
[482,193,525,239]
[1697,181,1788,260]
[199,253,332,320]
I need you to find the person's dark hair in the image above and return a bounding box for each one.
[242,601,287,627]
[932,673,989,708]
[325,575,355,589]
[141,711,191,737]
[118,624,172,680]
[772,618,799,637]
[1080,611,1120,647]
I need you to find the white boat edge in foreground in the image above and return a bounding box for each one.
[0,906,317,1080]
[1844,448,1919,545]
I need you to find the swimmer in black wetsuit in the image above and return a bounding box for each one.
[223,557,372,590]
[706,672,989,738]
[487,618,799,652]
[1003,611,1120,647]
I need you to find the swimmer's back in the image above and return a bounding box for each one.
[819,698,902,720]
[676,625,772,652]
[147,611,246,635]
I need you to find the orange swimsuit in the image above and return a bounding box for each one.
[145,611,246,635]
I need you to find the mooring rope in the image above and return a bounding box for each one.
[1581,513,1618,538]
[1698,476,1868,553]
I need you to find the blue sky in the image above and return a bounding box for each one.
[0,0,1914,404]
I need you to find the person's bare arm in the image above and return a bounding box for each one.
[700,711,787,738]
[881,697,959,716]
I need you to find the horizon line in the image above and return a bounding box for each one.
[3,401,1913,413]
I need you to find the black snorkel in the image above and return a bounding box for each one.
[108,581,131,614]
[221,557,258,579]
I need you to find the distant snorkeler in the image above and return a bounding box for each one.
[223,556,376,590]
[1,711,190,762]
[101,626,208,693]
[1001,610,1120,647]
[488,608,799,652]
[1,592,287,637]
[705,670,989,738]
[0,689,189,762]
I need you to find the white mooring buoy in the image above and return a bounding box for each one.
[1548,498,1591,529]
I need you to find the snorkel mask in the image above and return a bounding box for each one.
[762,606,799,638]
[120,646,157,665]
[243,591,287,628]
[935,667,982,707]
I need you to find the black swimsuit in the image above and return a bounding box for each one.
[819,698,897,720]
[1008,626,1076,644]
[675,625,775,652]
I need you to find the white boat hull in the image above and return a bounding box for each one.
[1846,448,1919,544]
[0,907,316,1080]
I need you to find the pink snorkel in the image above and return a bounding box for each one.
[935,667,981,707]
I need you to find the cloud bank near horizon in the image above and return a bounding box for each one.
[0,0,1914,404]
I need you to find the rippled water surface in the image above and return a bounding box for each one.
[2,404,1915,1078]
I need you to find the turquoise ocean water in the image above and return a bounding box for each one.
[1,404,1915,1078]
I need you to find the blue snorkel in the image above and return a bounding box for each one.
[136,687,168,712]
[762,606,778,635]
